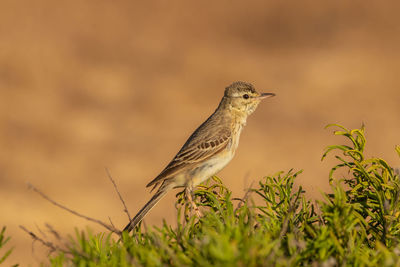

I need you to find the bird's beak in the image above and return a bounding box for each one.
[258,92,276,99]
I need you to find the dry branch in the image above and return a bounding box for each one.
[19,225,70,255]
[234,180,254,210]
[105,168,132,221]
[45,223,61,241]
[27,183,122,236]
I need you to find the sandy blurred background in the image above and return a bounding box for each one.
[1,0,399,265]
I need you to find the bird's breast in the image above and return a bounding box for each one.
[188,149,235,187]
[229,121,244,152]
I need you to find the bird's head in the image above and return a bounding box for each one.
[223,81,275,116]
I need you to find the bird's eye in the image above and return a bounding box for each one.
[243,94,249,99]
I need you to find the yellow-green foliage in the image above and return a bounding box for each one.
[27,125,400,266]
[0,227,17,266]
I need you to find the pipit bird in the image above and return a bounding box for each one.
[123,81,275,233]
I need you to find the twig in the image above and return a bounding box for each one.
[235,181,255,210]
[35,223,47,239]
[279,213,290,239]
[279,192,300,239]
[45,223,61,241]
[19,225,70,255]
[108,216,116,229]
[27,183,122,236]
[105,168,132,221]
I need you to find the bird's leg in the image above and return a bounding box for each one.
[185,184,202,217]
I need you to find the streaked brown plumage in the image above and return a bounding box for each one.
[123,81,275,233]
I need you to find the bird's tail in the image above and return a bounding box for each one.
[123,186,169,233]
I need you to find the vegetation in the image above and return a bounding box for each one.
[17,125,400,266]
[0,226,17,266]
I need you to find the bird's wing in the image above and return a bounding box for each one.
[146,126,231,188]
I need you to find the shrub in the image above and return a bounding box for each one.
[40,125,400,266]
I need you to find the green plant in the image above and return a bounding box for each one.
[0,226,17,266]
[322,124,400,248]
[41,124,400,266]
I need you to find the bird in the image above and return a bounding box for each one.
[123,81,275,233]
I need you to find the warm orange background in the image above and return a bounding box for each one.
[1,1,399,265]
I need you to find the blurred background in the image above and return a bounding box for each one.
[1,0,399,265]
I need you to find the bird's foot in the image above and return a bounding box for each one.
[185,187,202,217]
